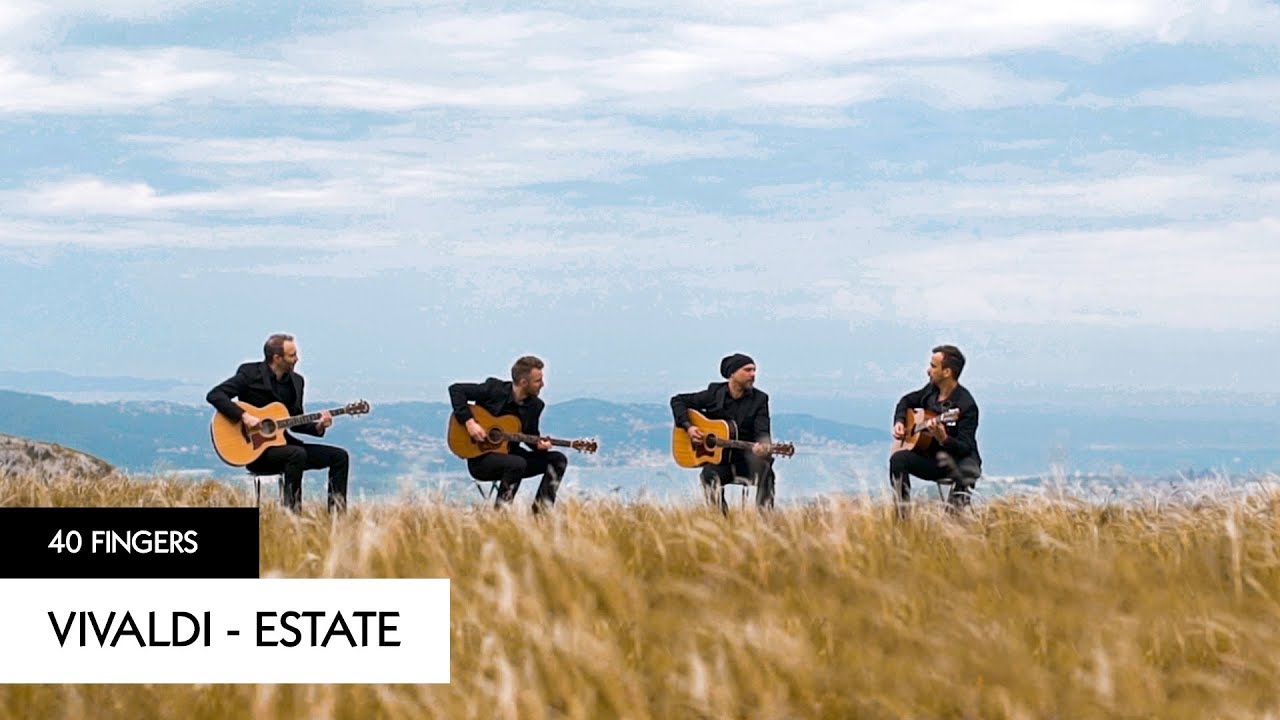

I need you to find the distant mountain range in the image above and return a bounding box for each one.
[0,370,192,394]
[0,389,885,484]
[3,382,1279,499]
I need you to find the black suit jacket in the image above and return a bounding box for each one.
[447,377,545,452]
[670,382,772,443]
[206,361,324,440]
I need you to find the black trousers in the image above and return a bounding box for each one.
[467,448,568,510]
[700,451,776,514]
[889,449,980,509]
[248,442,349,513]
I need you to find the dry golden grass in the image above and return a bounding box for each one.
[4,471,1280,719]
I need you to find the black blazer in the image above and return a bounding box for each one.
[447,377,545,452]
[206,361,324,439]
[670,382,772,443]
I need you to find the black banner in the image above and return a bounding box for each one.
[0,507,259,578]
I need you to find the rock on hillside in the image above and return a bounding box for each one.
[0,433,115,478]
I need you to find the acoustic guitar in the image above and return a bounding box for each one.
[446,405,598,460]
[890,407,960,455]
[210,399,371,466]
[671,409,796,468]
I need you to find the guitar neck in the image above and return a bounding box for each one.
[276,406,352,430]
[714,438,760,451]
[503,432,573,448]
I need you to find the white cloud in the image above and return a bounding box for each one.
[745,75,887,107]
[0,49,232,113]
[1136,78,1280,122]
[14,177,380,216]
[864,221,1280,330]
[35,0,211,20]
[5,1,1277,118]
[3,0,1279,346]
[123,118,757,198]
[0,0,215,49]
[893,65,1066,108]
[845,149,1280,223]
[251,74,588,112]
[0,218,402,249]
[0,3,40,33]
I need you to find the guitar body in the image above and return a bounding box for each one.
[671,409,737,468]
[447,405,524,459]
[210,401,292,467]
[890,408,950,455]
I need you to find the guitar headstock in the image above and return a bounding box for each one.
[571,438,599,454]
[771,442,796,458]
[345,399,372,416]
[939,408,960,423]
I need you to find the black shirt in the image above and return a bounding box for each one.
[893,382,981,464]
[670,382,772,443]
[270,370,297,411]
[447,377,545,452]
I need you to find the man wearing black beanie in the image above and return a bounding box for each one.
[670,353,776,514]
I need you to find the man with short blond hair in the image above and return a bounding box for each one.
[448,355,567,513]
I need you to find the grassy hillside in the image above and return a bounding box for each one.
[3,471,1280,718]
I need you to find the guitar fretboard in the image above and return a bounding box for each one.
[275,407,354,430]
[711,438,758,451]
[501,432,575,448]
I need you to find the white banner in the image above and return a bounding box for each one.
[0,579,449,684]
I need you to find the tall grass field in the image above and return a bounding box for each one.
[3,471,1280,719]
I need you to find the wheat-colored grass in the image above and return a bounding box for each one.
[3,471,1280,719]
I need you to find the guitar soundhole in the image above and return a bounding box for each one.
[259,419,277,435]
[486,427,504,444]
[695,434,718,457]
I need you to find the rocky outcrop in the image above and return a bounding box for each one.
[0,433,115,478]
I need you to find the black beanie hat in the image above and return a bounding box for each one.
[720,353,755,379]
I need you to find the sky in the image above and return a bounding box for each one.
[1,0,1278,411]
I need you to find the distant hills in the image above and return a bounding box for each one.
[4,383,1280,498]
[0,390,885,485]
[0,370,191,394]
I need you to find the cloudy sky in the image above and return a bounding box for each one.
[1,0,1278,410]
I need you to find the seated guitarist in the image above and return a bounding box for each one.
[890,344,981,515]
[448,355,567,513]
[670,353,775,514]
[206,333,349,514]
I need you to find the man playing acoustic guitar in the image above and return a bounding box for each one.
[447,355,568,513]
[207,333,350,514]
[890,344,981,516]
[671,353,776,514]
